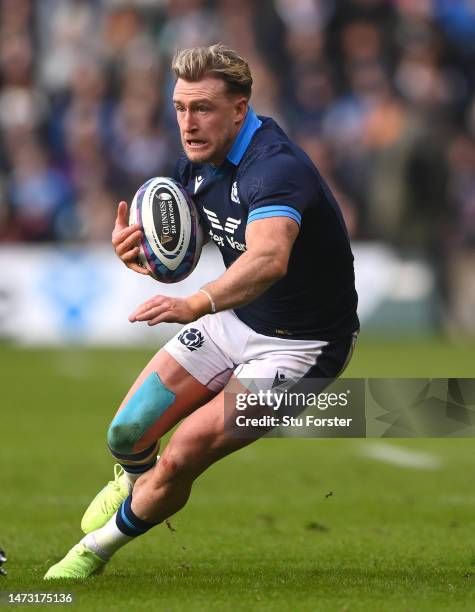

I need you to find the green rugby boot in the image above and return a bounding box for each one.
[81,464,130,534]
[44,543,107,580]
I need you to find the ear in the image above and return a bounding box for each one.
[234,97,249,124]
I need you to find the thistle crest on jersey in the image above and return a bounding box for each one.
[129,177,203,283]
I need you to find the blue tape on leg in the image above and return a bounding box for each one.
[107,373,176,454]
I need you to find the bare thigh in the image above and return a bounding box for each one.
[114,348,216,449]
[158,376,266,479]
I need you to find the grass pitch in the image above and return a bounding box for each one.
[1,337,475,611]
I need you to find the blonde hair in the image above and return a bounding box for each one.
[172,44,253,98]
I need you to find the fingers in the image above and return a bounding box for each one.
[144,308,180,326]
[113,200,141,243]
[112,200,152,277]
[129,297,172,323]
[129,295,170,321]
[115,201,130,230]
[129,296,196,326]
[147,313,170,326]
[128,262,150,276]
[112,223,142,247]
[121,247,140,264]
[112,207,143,270]
[129,297,196,326]
[114,229,142,256]
[129,297,159,321]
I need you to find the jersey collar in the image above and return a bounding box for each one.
[226,106,262,166]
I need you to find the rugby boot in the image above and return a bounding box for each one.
[44,543,107,580]
[81,464,130,534]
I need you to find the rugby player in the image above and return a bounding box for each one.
[45,44,359,579]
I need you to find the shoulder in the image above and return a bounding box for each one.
[237,136,319,208]
[236,120,324,217]
[239,119,318,186]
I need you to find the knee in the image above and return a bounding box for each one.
[107,372,176,455]
[157,447,194,484]
[158,431,218,484]
[107,421,142,454]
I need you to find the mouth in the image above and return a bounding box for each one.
[185,138,209,150]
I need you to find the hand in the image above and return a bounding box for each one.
[112,201,149,276]
[129,292,211,326]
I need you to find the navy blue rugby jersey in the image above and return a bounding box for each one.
[175,106,359,340]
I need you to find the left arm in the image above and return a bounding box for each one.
[129,217,299,326]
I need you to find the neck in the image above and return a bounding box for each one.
[212,110,248,166]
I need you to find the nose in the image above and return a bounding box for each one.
[182,110,197,133]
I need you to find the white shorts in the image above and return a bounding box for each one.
[165,310,357,393]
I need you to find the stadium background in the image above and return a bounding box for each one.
[1,1,475,610]
[0,0,474,342]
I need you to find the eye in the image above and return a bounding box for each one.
[197,105,209,113]
[174,104,185,113]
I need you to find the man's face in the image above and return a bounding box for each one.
[173,76,247,165]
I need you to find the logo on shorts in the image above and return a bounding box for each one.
[178,328,205,352]
[272,371,287,388]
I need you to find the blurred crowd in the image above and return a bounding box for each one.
[0,0,474,259]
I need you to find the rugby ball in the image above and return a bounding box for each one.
[129,177,203,283]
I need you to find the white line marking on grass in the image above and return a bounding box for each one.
[359,442,444,470]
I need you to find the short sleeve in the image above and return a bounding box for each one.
[244,149,317,227]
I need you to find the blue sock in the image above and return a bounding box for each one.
[116,495,157,537]
[109,441,159,474]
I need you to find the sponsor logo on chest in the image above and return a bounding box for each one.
[202,206,246,252]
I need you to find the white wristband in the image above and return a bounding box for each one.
[199,289,217,314]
